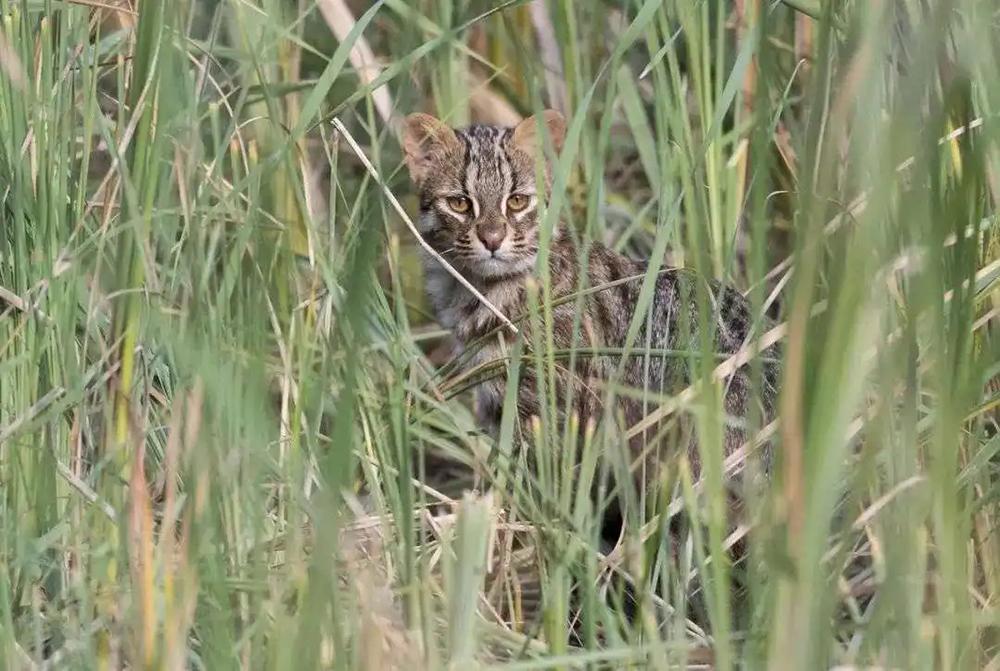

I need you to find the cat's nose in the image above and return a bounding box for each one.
[477,224,506,253]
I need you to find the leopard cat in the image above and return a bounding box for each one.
[401,110,779,491]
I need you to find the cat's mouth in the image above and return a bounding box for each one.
[451,234,537,278]
[469,251,536,278]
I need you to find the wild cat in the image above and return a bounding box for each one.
[401,110,778,485]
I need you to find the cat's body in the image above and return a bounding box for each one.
[403,112,777,482]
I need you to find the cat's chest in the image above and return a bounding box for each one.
[424,268,466,331]
[424,267,523,343]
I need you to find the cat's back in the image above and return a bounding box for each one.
[580,243,778,410]
[584,243,759,355]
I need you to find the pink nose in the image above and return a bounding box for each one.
[477,225,506,252]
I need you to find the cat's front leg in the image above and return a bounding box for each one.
[474,382,504,437]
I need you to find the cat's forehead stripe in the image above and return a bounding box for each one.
[458,125,515,197]
[459,133,473,194]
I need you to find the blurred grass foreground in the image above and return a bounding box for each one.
[1,0,999,669]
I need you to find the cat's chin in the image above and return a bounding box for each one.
[471,255,536,279]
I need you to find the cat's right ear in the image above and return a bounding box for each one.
[512,110,566,157]
[401,113,459,185]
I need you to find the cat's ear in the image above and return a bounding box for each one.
[401,113,459,185]
[512,110,566,156]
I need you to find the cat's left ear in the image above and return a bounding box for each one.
[512,110,566,156]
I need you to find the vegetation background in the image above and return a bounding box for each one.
[1,0,998,668]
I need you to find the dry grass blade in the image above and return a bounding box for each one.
[317,0,393,124]
[69,0,137,15]
[528,1,568,114]
[0,27,26,90]
[56,460,117,521]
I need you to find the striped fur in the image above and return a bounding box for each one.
[402,111,779,483]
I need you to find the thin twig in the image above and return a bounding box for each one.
[56,460,118,521]
[0,284,44,318]
[331,117,519,334]
[0,353,120,444]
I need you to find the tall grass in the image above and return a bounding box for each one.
[0,0,998,669]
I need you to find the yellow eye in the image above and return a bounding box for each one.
[506,194,530,212]
[446,196,471,214]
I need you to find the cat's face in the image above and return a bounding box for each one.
[402,111,565,279]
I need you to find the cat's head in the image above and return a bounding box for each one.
[401,111,565,279]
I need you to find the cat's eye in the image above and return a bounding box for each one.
[506,194,530,212]
[446,196,472,214]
